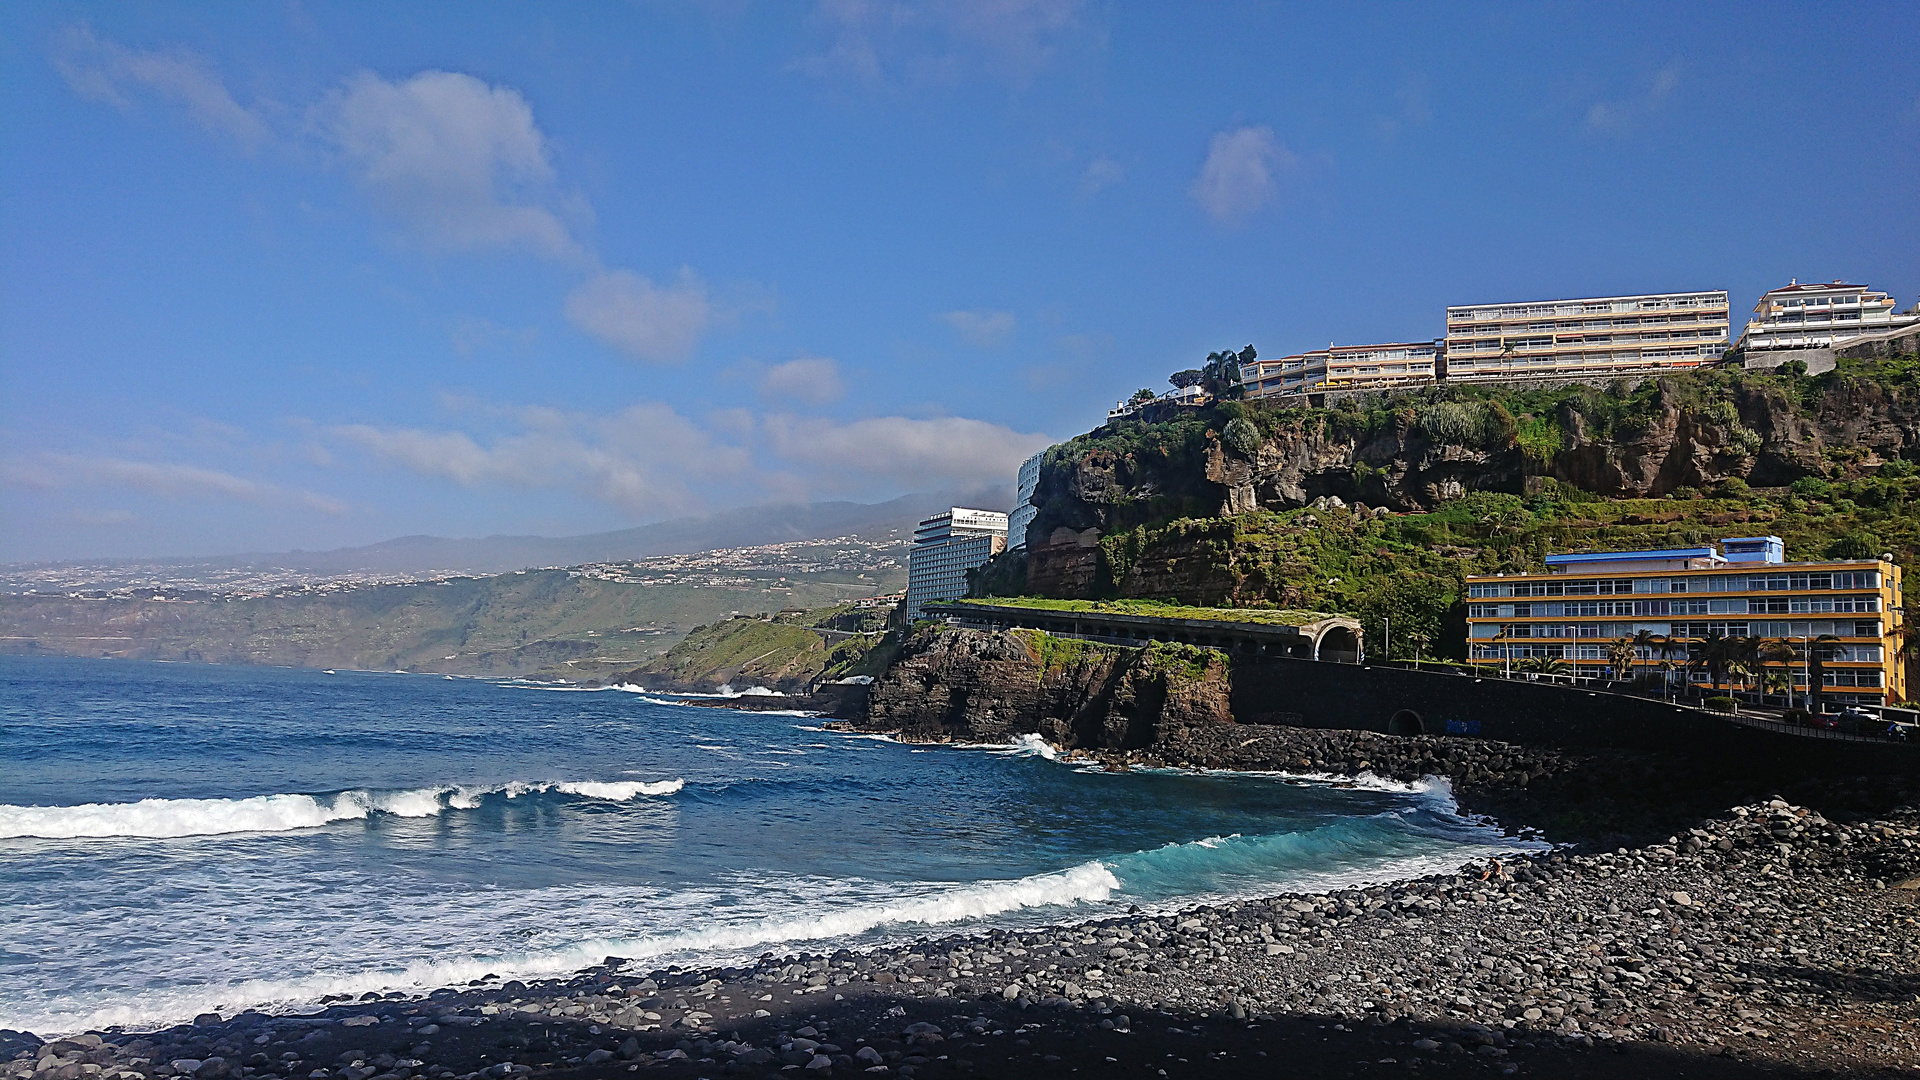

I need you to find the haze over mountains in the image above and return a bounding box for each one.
[6,490,1008,583]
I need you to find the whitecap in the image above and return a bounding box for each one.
[0,779,684,841]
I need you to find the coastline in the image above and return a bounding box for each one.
[10,726,1920,1079]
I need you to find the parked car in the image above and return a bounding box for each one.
[1837,707,1879,724]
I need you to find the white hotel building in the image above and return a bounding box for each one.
[1735,280,1918,355]
[1240,341,1440,401]
[1443,290,1730,383]
[904,508,1007,622]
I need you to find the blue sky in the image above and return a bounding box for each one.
[4,2,1917,562]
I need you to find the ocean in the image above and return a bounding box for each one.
[0,655,1534,1036]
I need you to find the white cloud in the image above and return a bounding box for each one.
[938,308,1017,348]
[2,453,346,514]
[796,0,1093,90]
[1189,125,1295,225]
[316,70,580,258]
[762,413,1050,490]
[759,356,845,405]
[1078,155,1125,196]
[565,268,713,363]
[331,403,754,515]
[1585,61,1681,135]
[53,23,271,147]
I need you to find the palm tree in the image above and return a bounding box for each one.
[1734,635,1768,696]
[1807,633,1842,715]
[1606,637,1638,684]
[1653,634,1685,701]
[1519,655,1567,680]
[1694,629,1733,700]
[1406,631,1432,667]
[1759,639,1798,705]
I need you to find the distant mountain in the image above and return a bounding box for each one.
[12,489,1014,578]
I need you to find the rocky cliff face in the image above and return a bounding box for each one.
[865,627,1230,750]
[1024,373,1920,599]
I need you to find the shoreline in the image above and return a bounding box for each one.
[10,726,1920,1078]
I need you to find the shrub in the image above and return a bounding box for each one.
[1826,531,1883,560]
[1712,477,1750,499]
[1789,476,1831,498]
[1880,458,1916,478]
[1222,417,1261,457]
[1416,401,1496,446]
[1705,696,1738,713]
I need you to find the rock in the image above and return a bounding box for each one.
[1670,891,1692,907]
[582,1050,612,1066]
[804,1056,832,1071]
[339,1018,379,1029]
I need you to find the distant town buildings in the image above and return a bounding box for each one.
[1735,280,1920,355]
[904,508,1008,621]
[1464,537,1905,710]
[1008,451,1045,553]
[1443,289,1730,383]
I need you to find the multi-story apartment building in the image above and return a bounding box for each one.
[1735,280,1919,354]
[1240,341,1440,400]
[1443,290,1730,383]
[1007,451,1045,552]
[1465,537,1905,710]
[904,508,1007,621]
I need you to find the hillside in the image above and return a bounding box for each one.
[0,552,905,678]
[609,606,899,694]
[983,356,1919,679]
[6,490,990,585]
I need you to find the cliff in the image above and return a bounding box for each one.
[865,626,1229,750]
[1024,361,1920,601]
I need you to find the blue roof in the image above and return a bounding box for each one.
[1545,547,1714,565]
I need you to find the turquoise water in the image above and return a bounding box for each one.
[0,656,1530,1035]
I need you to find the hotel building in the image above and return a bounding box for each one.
[1007,451,1045,553]
[904,508,1008,622]
[1465,538,1906,709]
[1240,341,1440,401]
[1443,290,1730,383]
[1735,280,1919,354]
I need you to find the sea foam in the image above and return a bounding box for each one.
[0,779,684,841]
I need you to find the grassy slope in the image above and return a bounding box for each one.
[612,605,897,692]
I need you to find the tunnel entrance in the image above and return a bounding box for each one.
[1317,626,1361,663]
[1387,709,1424,736]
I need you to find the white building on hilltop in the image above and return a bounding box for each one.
[1736,280,1918,355]
[904,508,1008,621]
[1240,341,1440,400]
[1444,289,1730,382]
[1008,451,1045,553]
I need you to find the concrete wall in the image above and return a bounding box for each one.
[1229,655,1920,773]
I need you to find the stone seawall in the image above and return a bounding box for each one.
[865,626,1919,775]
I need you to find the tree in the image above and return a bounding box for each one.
[1692,629,1733,699]
[1129,387,1157,404]
[1200,344,1255,400]
[1606,637,1638,683]
[1169,369,1205,390]
[1807,633,1842,713]
[1519,655,1567,678]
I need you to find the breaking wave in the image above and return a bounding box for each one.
[0,779,685,841]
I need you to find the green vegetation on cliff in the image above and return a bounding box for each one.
[1001,356,1920,675]
[948,596,1343,626]
[611,604,897,693]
